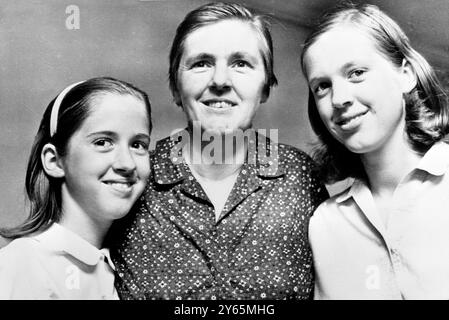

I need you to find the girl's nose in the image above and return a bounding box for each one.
[113,146,137,173]
[331,80,354,109]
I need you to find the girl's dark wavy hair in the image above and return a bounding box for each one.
[169,2,278,104]
[300,2,449,183]
[0,77,152,239]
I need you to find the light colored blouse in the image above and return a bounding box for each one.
[309,142,449,299]
[0,223,118,300]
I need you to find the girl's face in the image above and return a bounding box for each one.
[60,93,151,225]
[304,26,415,155]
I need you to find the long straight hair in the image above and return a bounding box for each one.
[0,77,152,239]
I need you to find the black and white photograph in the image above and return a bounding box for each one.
[0,0,449,309]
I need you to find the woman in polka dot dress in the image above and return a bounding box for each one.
[110,2,329,300]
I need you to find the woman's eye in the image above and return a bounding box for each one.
[233,60,251,68]
[191,61,210,69]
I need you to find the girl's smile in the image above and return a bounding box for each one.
[334,109,370,132]
[60,93,151,224]
[304,25,416,155]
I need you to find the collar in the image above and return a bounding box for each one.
[153,130,285,185]
[335,142,449,203]
[416,141,449,176]
[335,178,360,204]
[33,223,116,270]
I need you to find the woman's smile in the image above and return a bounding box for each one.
[176,19,267,134]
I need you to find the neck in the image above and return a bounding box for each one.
[185,128,246,180]
[59,186,111,248]
[361,135,421,197]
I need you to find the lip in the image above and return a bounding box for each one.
[334,110,369,131]
[102,179,136,196]
[201,99,237,110]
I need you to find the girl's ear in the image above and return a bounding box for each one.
[400,59,418,94]
[41,143,65,178]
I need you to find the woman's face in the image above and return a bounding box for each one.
[304,26,415,155]
[59,93,151,225]
[175,19,268,135]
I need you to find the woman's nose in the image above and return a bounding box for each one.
[210,63,231,91]
[331,81,353,109]
[113,146,137,173]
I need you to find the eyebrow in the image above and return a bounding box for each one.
[134,133,151,141]
[231,51,259,63]
[86,131,117,139]
[86,131,150,141]
[341,62,358,70]
[184,51,259,65]
[184,53,214,66]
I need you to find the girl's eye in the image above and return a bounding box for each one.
[93,139,113,150]
[349,69,366,81]
[132,141,149,154]
[313,82,331,97]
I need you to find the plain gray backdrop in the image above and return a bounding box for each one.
[1,0,448,247]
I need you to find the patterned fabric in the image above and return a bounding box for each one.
[110,134,328,300]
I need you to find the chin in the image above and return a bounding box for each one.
[344,141,376,154]
[102,203,135,221]
[203,126,234,136]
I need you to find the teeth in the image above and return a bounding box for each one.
[107,182,131,190]
[206,102,232,108]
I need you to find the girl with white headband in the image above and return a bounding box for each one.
[0,77,152,299]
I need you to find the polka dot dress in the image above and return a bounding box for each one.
[111,134,328,300]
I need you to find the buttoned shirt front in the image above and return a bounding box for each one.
[0,223,118,300]
[309,142,449,299]
[111,134,328,300]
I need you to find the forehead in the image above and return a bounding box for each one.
[83,93,149,130]
[182,19,264,57]
[304,26,386,75]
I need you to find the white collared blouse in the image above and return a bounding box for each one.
[309,142,449,300]
[0,223,118,300]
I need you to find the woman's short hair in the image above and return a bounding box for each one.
[300,2,449,183]
[0,77,152,239]
[169,2,278,103]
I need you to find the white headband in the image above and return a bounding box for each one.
[50,81,85,137]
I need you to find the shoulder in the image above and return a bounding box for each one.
[0,237,53,299]
[310,186,352,222]
[276,143,324,194]
[0,237,39,261]
[0,236,48,274]
[277,143,317,171]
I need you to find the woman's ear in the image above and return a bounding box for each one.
[41,143,65,178]
[260,84,269,104]
[400,59,418,94]
[173,89,182,107]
